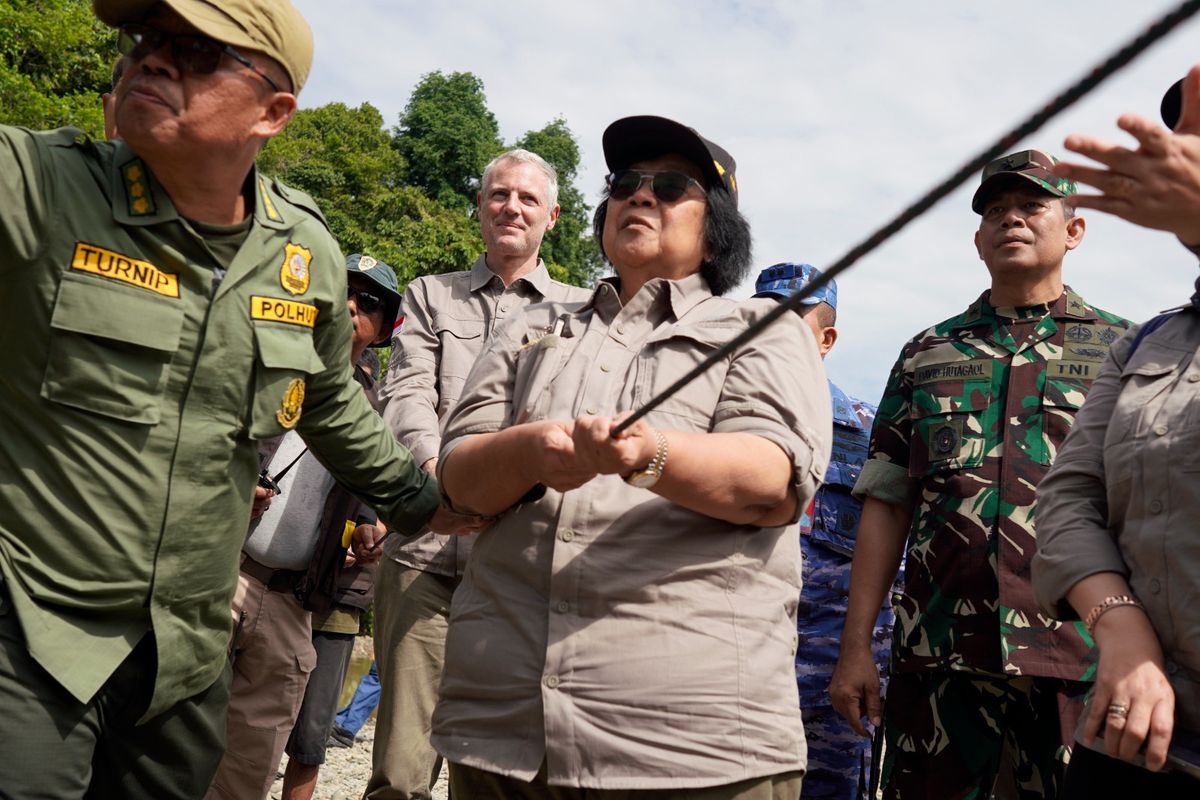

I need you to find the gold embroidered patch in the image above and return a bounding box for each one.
[71,242,179,297]
[250,295,318,327]
[122,160,157,216]
[279,243,312,296]
[276,378,305,429]
[258,176,283,222]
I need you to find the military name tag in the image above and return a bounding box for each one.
[1049,360,1098,380]
[251,296,318,327]
[71,242,179,297]
[914,359,994,385]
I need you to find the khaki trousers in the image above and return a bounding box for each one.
[366,559,458,800]
[205,572,316,800]
[450,763,804,800]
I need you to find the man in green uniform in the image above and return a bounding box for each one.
[830,150,1130,798]
[0,2,443,797]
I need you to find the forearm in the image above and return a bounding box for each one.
[840,497,910,651]
[440,425,541,516]
[651,431,798,526]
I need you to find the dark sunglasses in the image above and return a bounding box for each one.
[606,170,706,203]
[347,286,385,314]
[116,24,281,92]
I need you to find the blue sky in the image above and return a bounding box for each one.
[293,0,1200,402]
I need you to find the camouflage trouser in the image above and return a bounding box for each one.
[877,671,1089,800]
[796,544,896,799]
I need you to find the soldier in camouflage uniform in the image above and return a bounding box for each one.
[755,263,898,799]
[829,150,1130,799]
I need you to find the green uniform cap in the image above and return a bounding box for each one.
[971,149,1076,214]
[93,0,313,93]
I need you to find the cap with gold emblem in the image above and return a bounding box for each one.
[602,115,738,206]
[92,0,313,93]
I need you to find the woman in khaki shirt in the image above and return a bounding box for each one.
[430,116,832,798]
[1032,70,1200,795]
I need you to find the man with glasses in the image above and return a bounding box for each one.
[0,2,450,797]
[830,150,1129,798]
[366,148,591,800]
[205,254,399,800]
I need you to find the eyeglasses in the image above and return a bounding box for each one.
[347,286,385,314]
[606,170,706,203]
[117,24,281,93]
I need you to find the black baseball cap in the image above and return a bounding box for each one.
[602,115,738,206]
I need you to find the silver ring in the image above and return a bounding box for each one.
[1107,703,1129,719]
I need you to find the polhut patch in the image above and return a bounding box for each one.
[71,242,179,297]
[277,378,305,429]
[251,296,318,327]
[279,243,312,296]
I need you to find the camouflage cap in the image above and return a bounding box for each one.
[753,262,837,310]
[971,149,1076,214]
[346,254,402,345]
[602,116,738,206]
[93,0,313,93]
[1161,77,1183,128]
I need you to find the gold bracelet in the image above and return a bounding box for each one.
[1084,594,1144,636]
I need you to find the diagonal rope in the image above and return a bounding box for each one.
[613,0,1200,437]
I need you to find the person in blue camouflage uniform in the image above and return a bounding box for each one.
[830,151,1131,799]
[755,263,898,799]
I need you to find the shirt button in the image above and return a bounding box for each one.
[1166,660,1179,676]
[1154,425,1169,436]
[1150,578,1162,594]
[560,529,575,543]
[585,407,598,415]
[615,325,626,335]
[1150,500,1164,514]
[1189,374,1200,383]
[600,364,611,373]
[544,675,560,688]
[556,600,570,613]
[499,304,509,313]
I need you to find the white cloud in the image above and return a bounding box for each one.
[294,0,1200,401]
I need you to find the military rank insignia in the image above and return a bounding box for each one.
[280,243,312,296]
[277,378,305,429]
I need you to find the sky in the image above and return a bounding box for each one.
[293,0,1200,402]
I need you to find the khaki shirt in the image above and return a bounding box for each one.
[1034,309,1200,732]
[380,255,589,577]
[431,275,832,788]
[0,127,439,718]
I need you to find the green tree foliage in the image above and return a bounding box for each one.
[516,118,604,287]
[394,71,503,210]
[0,0,118,139]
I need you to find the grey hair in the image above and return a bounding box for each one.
[481,148,559,211]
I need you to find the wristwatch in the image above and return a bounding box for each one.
[624,429,668,488]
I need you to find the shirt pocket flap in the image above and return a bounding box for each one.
[645,322,737,349]
[254,323,325,373]
[434,317,484,341]
[49,272,184,351]
[909,378,992,419]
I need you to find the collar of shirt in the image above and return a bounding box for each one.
[585,271,713,322]
[470,253,553,296]
[106,140,292,232]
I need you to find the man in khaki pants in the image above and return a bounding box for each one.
[369,149,590,799]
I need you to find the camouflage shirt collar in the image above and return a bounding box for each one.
[958,287,1096,327]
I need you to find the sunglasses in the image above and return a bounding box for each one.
[116,24,281,93]
[606,170,706,203]
[347,286,385,314]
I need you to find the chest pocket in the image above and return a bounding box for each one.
[1038,371,1093,465]
[434,317,485,417]
[908,376,992,476]
[637,324,735,432]
[246,323,325,440]
[40,273,184,425]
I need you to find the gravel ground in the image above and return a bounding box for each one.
[270,721,450,800]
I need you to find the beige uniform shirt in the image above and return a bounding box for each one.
[1034,310,1200,733]
[381,255,590,577]
[431,275,832,788]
